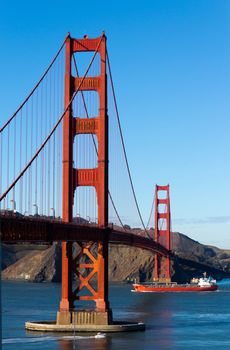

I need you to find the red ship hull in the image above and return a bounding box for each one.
[133,283,218,293]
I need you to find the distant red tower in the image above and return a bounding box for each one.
[59,33,110,322]
[154,185,171,282]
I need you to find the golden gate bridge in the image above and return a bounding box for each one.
[0,32,171,331]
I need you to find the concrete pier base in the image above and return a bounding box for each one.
[57,309,113,326]
[25,308,145,332]
[25,320,145,332]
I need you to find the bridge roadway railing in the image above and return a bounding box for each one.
[0,213,170,257]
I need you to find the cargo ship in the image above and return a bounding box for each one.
[132,276,218,293]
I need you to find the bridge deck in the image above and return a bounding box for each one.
[0,215,169,257]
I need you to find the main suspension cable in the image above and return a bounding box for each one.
[0,35,103,202]
[106,49,151,239]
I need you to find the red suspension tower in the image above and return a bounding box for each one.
[58,32,111,325]
[154,185,171,282]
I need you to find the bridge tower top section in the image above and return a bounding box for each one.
[62,32,108,226]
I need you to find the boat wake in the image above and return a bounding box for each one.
[2,333,106,344]
[3,337,56,344]
[63,333,106,340]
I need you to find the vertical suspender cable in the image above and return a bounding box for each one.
[7,124,10,209]
[44,74,48,216]
[13,113,16,210]
[35,90,38,212]
[25,101,29,214]
[55,62,58,218]
[29,99,32,213]
[40,83,43,215]
[48,69,51,216]
[56,57,61,217]
[53,65,56,217]
[52,69,55,217]
[19,109,23,212]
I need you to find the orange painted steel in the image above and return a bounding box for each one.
[60,33,109,313]
[60,33,73,312]
[154,184,171,282]
[0,214,170,258]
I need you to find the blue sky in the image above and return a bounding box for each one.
[0,1,230,248]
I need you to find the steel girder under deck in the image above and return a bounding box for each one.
[0,215,170,257]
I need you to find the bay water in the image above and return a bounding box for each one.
[2,279,230,349]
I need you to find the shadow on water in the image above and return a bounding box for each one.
[128,291,175,348]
